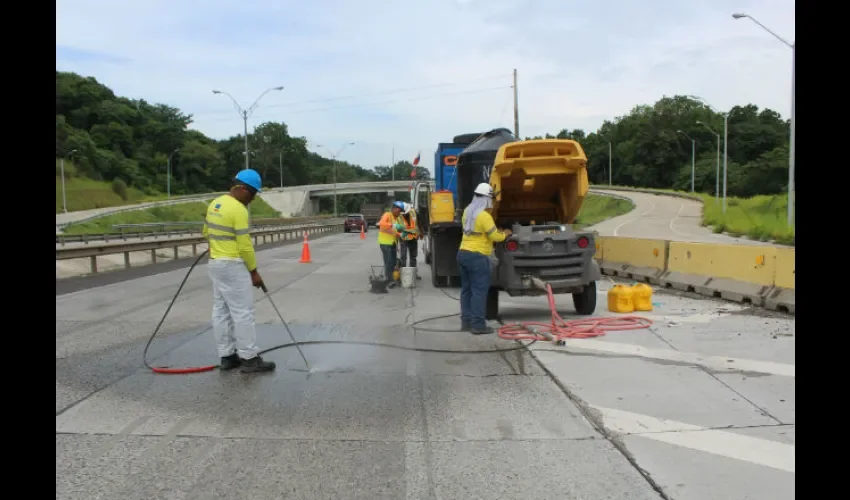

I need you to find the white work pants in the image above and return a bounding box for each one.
[207,259,260,359]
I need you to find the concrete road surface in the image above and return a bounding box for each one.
[590,189,784,246]
[57,231,793,499]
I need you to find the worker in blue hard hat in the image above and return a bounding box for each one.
[202,169,275,373]
[377,200,406,286]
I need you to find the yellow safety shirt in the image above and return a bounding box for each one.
[401,209,419,241]
[459,209,507,256]
[377,211,403,246]
[202,194,258,271]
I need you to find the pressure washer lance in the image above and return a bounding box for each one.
[259,282,311,370]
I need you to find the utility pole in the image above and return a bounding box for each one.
[60,149,77,213]
[167,149,179,199]
[317,142,355,216]
[279,150,284,188]
[608,141,612,186]
[391,147,395,180]
[696,120,721,202]
[512,69,519,138]
[676,130,696,192]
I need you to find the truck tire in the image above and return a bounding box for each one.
[572,281,597,315]
[431,244,440,287]
[486,287,499,320]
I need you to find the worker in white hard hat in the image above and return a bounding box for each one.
[398,202,422,279]
[457,182,511,334]
[202,169,275,373]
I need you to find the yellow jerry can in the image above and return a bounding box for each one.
[607,284,635,313]
[631,283,653,312]
[392,268,401,281]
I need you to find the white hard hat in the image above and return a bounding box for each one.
[474,183,493,197]
[403,202,412,214]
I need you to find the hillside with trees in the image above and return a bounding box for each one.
[56,71,791,218]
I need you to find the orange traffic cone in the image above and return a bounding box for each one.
[299,232,312,263]
[360,225,366,240]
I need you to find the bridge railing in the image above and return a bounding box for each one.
[56,221,344,277]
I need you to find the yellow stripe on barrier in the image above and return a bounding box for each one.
[601,236,666,270]
[774,248,795,289]
[668,242,777,287]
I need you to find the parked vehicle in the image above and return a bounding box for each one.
[343,214,367,233]
[414,128,600,317]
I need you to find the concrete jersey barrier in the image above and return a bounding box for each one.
[595,235,794,314]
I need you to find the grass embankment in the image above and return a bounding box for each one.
[56,175,169,213]
[574,193,635,228]
[591,184,794,246]
[698,193,794,245]
[63,197,281,235]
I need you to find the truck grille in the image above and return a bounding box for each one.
[512,251,586,281]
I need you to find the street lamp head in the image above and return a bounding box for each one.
[212,90,221,94]
[348,142,355,145]
[732,13,747,19]
[676,129,683,133]
[273,86,284,91]
[695,120,704,125]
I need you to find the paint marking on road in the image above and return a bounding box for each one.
[612,199,657,236]
[592,406,795,473]
[535,339,794,377]
[668,202,692,238]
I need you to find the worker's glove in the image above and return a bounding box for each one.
[393,223,405,231]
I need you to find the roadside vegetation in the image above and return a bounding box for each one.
[574,193,635,228]
[62,198,281,235]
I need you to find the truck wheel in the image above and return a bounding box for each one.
[431,244,440,287]
[572,281,597,315]
[486,287,499,320]
[425,245,432,264]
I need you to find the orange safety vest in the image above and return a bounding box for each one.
[377,211,402,245]
[401,209,418,241]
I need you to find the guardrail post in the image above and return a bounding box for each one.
[124,252,131,269]
[173,246,178,259]
[90,256,97,274]
[151,249,157,264]
[192,243,197,256]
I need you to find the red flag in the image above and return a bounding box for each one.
[410,167,417,179]
[412,152,420,166]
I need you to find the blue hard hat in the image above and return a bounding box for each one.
[392,201,405,210]
[234,169,262,192]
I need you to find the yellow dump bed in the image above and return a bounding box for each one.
[489,139,589,225]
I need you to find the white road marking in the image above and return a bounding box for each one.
[668,202,692,238]
[535,338,794,377]
[592,406,795,473]
[612,200,657,236]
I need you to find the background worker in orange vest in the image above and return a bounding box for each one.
[398,202,422,279]
[378,201,405,284]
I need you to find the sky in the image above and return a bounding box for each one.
[56,0,794,176]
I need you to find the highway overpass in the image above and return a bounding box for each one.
[260,180,434,217]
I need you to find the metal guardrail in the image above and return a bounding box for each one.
[56,221,344,277]
[55,217,342,245]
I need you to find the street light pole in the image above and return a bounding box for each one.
[676,130,695,192]
[60,149,77,213]
[167,148,179,199]
[696,120,721,202]
[212,86,284,171]
[608,141,612,186]
[317,142,356,216]
[689,95,729,212]
[733,12,794,226]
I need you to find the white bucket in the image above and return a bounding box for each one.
[400,267,417,288]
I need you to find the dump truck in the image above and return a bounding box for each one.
[414,128,601,316]
[359,203,384,227]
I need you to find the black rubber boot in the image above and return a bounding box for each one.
[461,322,471,332]
[240,355,276,373]
[470,326,495,335]
[220,353,241,371]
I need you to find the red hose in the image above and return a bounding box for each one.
[498,284,653,342]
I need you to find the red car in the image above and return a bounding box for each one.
[343,214,368,233]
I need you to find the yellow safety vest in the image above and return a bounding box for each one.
[202,194,258,271]
[377,211,402,246]
[459,208,507,256]
[401,209,418,241]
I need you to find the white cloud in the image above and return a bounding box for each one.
[56,0,794,176]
